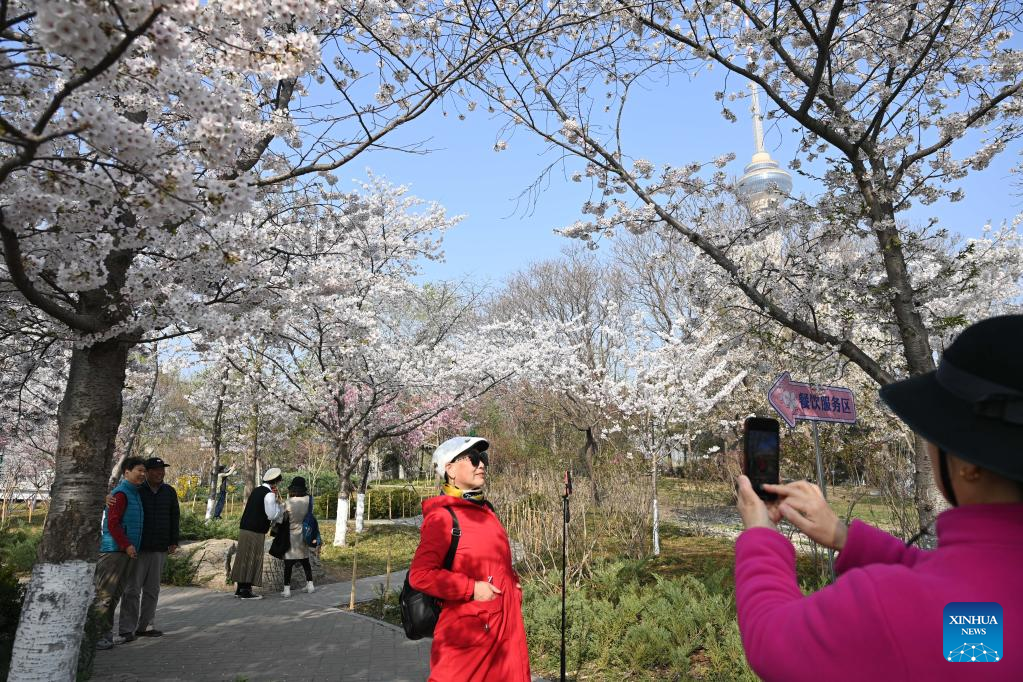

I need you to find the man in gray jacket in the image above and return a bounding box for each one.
[118,456,179,640]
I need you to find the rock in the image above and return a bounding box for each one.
[172,537,327,592]
[261,538,327,592]
[179,538,237,591]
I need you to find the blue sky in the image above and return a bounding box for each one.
[348,73,1022,286]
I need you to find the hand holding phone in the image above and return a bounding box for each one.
[743,417,780,501]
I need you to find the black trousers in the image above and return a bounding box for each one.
[283,558,312,583]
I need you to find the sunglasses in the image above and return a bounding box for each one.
[452,450,489,468]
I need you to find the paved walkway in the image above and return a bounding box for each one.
[92,571,430,681]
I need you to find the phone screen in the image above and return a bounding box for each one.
[745,425,779,500]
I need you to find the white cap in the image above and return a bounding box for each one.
[432,436,489,479]
[261,467,283,483]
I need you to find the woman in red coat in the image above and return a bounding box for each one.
[408,436,531,682]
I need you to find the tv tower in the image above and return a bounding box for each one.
[736,82,792,218]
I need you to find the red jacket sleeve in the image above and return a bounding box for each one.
[107,492,131,551]
[408,509,474,602]
[834,519,928,574]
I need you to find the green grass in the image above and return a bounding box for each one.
[657,476,914,535]
[657,478,735,509]
[352,584,403,625]
[318,522,419,582]
[827,487,915,531]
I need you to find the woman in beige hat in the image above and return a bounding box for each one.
[230,467,284,600]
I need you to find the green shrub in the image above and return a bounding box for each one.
[353,583,403,626]
[282,471,339,518]
[178,512,237,541]
[362,487,426,520]
[523,561,756,681]
[0,561,25,679]
[162,549,198,586]
[279,470,430,520]
[0,530,40,574]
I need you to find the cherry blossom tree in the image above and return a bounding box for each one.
[0,1,528,675]
[228,179,554,545]
[446,0,1023,531]
[182,364,235,520]
[0,445,55,526]
[616,317,748,555]
[488,248,633,504]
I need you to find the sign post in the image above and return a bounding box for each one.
[768,372,858,581]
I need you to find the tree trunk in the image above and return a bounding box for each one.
[333,487,351,547]
[862,187,946,537]
[9,338,130,681]
[244,402,259,499]
[205,369,229,521]
[911,433,946,547]
[108,343,159,488]
[651,446,660,557]
[355,456,371,534]
[355,492,366,534]
[580,427,601,506]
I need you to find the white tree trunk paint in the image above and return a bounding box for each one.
[355,493,366,533]
[333,494,350,546]
[9,561,95,681]
[652,498,660,557]
[651,451,660,557]
[204,497,215,521]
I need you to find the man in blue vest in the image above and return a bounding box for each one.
[118,456,180,640]
[94,456,147,650]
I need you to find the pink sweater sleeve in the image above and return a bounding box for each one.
[834,519,929,574]
[734,528,910,681]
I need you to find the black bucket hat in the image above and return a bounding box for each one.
[288,476,308,495]
[879,315,1023,482]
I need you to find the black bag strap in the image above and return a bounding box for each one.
[442,507,460,571]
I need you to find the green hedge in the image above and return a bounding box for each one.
[310,487,427,520]
[0,559,24,679]
[524,561,756,681]
[0,529,40,574]
[282,471,338,518]
[162,547,199,586]
[359,487,427,520]
[277,472,429,520]
[178,512,238,541]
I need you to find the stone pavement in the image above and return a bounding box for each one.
[91,571,431,682]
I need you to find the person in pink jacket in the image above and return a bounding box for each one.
[734,314,1023,681]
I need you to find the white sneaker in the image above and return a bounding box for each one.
[282,586,291,598]
[305,581,315,594]
[111,634,127,645]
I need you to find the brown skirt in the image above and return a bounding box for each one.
[230,529,265,586]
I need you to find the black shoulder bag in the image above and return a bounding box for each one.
[268,512,290,559]
[400,506,460,640]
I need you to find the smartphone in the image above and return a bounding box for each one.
[743,417,780,501]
